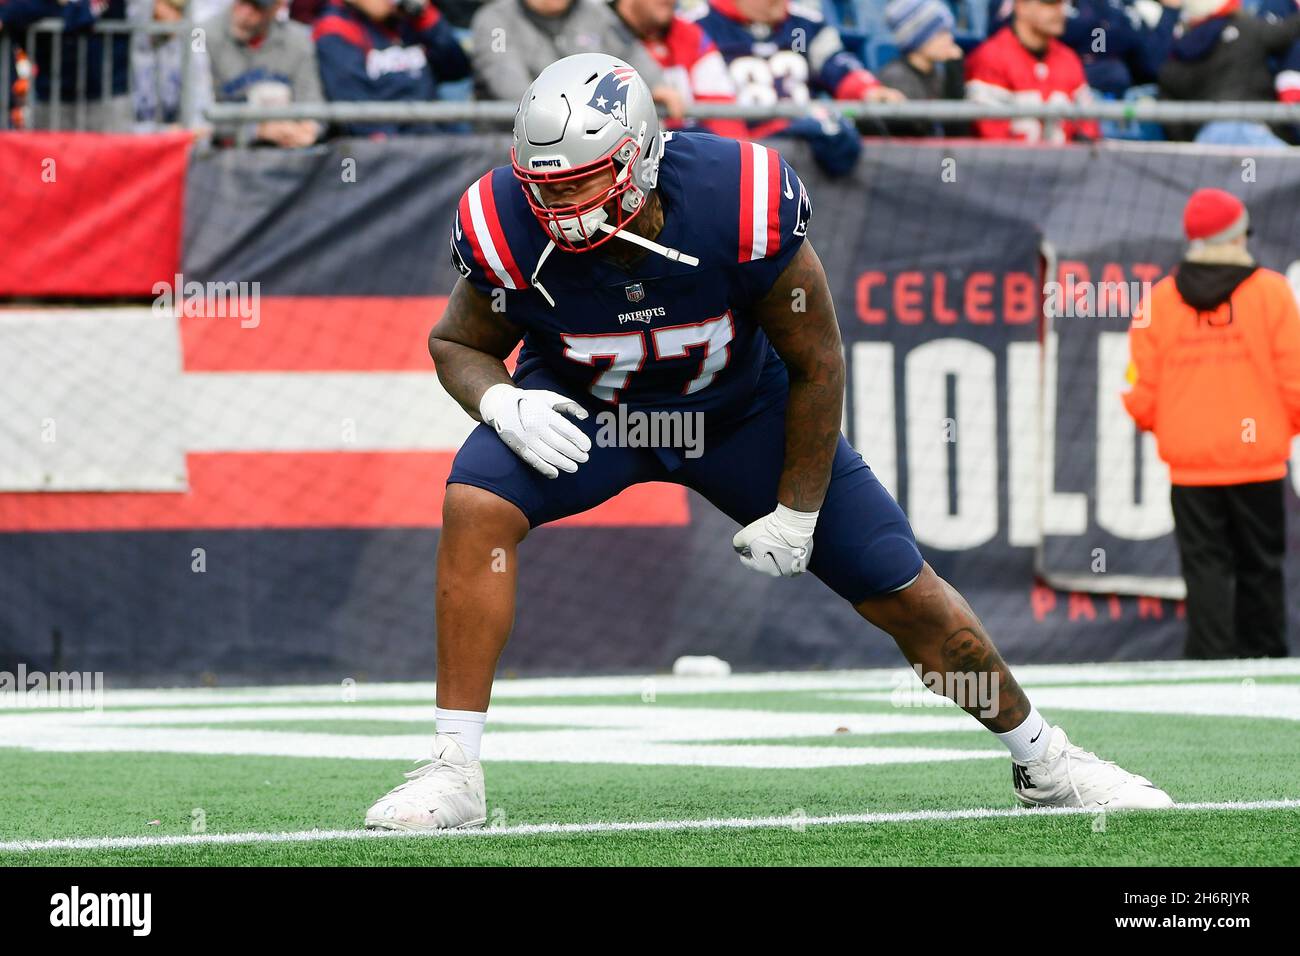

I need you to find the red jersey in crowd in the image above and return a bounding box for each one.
[965,26,1100,142]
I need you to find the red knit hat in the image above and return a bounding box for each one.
[1183,188,1250,245]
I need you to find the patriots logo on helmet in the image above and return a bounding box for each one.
[586,67,638,128]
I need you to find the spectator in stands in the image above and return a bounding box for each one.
[611,0,747,137]
[133,0,186,128]
[471,0,681,116]
[986,0,1181,99]
[2,44,31,129]
[295,0,483,27]
[1159,0,1300,145]
[0,8,20,128]
[202,0,323,146]
[1123,189,1300,660]
[1258,0,1300,104]
[965,0,1100,142]
[132,0,227,130]
[879,0,969,137]
[694,0,903,175]
[2,0,132,131]
[314,0,469,137]
[696,0,903,105]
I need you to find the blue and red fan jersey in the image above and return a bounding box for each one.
[637,13,748,139]
[449,130,813,418]
[690,0,879,119]
[1259,0,1300,102]
[313,1,470,135]
[685,0,874,174]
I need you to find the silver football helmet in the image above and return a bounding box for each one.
[511,53,664,252]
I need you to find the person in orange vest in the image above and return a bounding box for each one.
[1124,188,1300,659]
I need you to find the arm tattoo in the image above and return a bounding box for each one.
[751,241,845,512]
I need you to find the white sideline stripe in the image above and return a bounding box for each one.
[827,681,1300,721]
[0,704,1006,768]
[3,799,1297,854]
[7,659,1299,710]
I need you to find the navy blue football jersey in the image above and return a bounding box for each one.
[450,130,813,418]
[691,0,878,105]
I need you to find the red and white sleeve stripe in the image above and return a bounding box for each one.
[737,142,783,262]
[459,173,527,289]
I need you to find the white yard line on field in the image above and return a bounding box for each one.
[828,681,1300,721]
[0,704,1005,768]
[5,659,1298,711]
[4,663,1297,767]
[2,799,1297,854]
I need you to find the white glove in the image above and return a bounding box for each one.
[479,383,591,479]
[732,504,819,578]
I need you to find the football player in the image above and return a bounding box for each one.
[363,53,1172,831]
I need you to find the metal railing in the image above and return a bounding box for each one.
[201,99,1300,127]
[1,16,194,131]
[3,15,1299,136]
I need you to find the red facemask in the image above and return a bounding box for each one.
[511,136,648,252]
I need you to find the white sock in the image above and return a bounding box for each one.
[435,707,487,760]
[995,706,1051,763]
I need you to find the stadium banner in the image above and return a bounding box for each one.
[0,132,190,297]
[2,136,1299,683]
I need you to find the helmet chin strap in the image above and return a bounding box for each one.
[530,240,559,307]
[529,209,700,309]
[595,222,700,267]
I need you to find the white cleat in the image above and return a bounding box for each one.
[1013,726,1174,810]
[364,734,487,831]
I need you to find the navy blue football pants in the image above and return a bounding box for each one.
[447,356,923,603]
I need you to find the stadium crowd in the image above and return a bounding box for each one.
[1,0,1299,157]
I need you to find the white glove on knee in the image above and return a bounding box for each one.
[732,504,819,578]
[479,383,591,479]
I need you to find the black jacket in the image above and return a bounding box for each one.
[876,56,969,138]
[1159,11,1300,138]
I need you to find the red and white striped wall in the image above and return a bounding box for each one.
[0,300,688,531]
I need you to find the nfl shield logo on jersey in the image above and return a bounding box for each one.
[625,283,645,303]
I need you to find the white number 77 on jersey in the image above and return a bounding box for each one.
[562,312,735,403]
